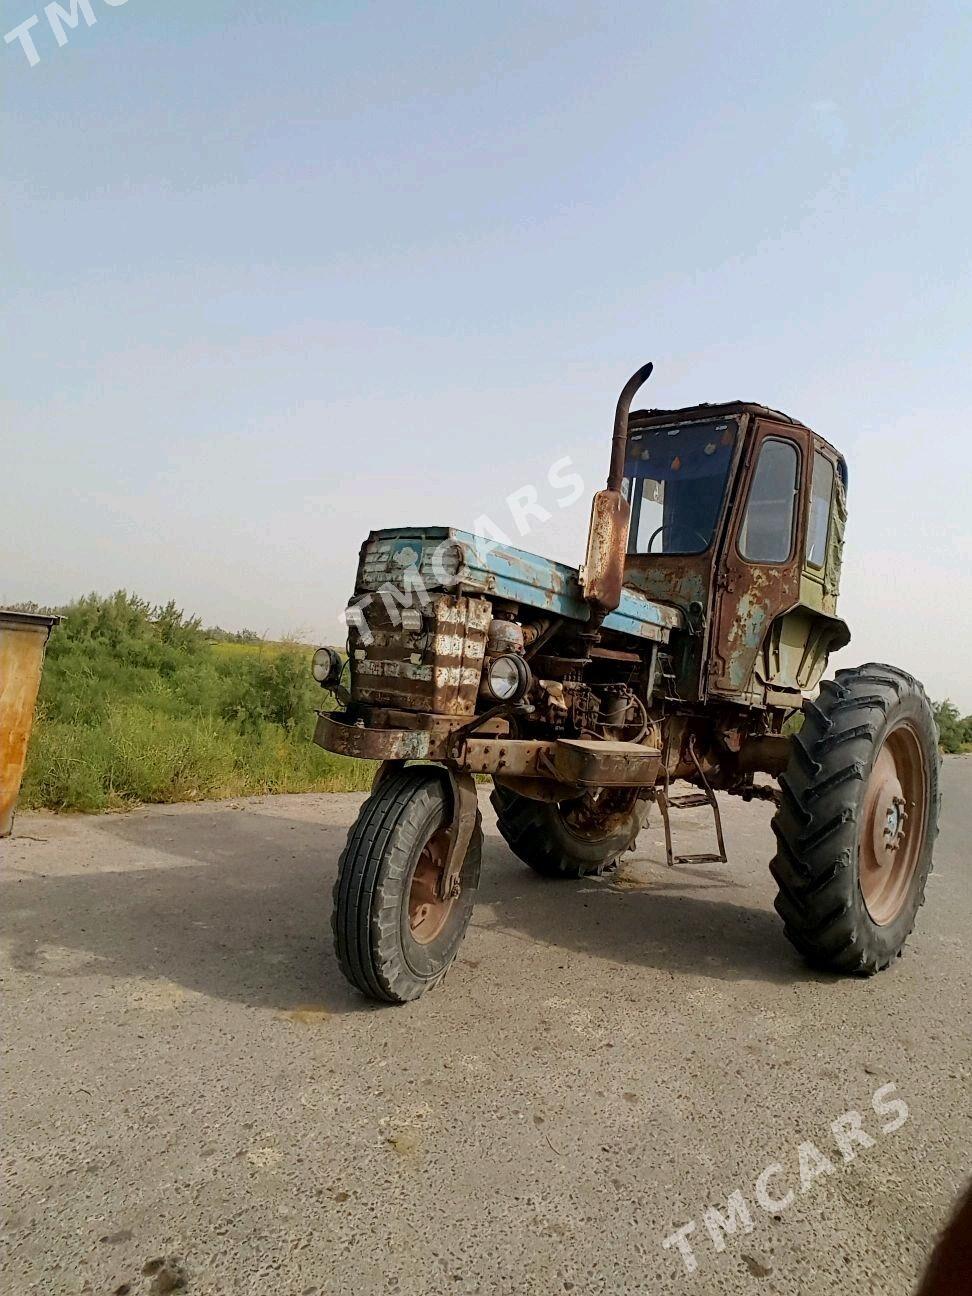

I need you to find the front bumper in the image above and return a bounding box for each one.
[314,712,661,787]
[314,712,434,761]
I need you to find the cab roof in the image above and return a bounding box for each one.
[628,401,844,466]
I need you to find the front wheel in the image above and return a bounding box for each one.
[771,663,940,975]
[332,768,482,1003]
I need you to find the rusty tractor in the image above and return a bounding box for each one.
[313,363,940,1003]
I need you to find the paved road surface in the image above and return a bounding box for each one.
[2,760,970,1295]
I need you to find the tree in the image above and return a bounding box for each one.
[933,700,972,754]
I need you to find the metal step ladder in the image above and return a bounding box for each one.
[655,737,728,867]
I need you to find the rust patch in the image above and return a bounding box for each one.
[582,490,631,613]
[314,713,431,761]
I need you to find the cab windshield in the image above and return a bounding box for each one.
[624,418,737,555]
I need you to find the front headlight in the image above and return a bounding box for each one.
[484,653,531,703]
[312,646,343,685]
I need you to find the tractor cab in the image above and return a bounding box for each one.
[583,373,851,710]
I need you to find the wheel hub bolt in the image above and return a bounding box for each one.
[883,796,907,852]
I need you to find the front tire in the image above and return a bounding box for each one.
[332,768,482,1003]
[491,784,646,879]
[771,663,940,975]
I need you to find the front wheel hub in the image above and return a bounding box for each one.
[407,828,456,945]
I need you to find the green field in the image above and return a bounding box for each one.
[19,593,374,812]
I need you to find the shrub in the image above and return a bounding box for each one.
[933,699,972,754]
[19,592,371,811]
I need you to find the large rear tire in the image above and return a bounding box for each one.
[771,663,940,975]
[332,768,482,1003]
[491,784,646,879]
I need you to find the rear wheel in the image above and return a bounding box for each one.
[771,663,940,974]
[491,784,646,879]
[332,768,482,1003]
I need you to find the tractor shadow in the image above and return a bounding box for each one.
[476,824,812,988]
[1,805,374,1015]
[3,794,814,1013]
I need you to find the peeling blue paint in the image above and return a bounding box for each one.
[357,527,683,642]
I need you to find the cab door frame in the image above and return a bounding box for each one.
[706,418,811,704]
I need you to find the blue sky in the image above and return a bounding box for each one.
[2,1,971,705]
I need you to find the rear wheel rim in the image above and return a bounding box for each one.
[559,788,639,842]
[859,720,927,925]
[407,827,455,945]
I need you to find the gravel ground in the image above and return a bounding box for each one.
[2,758,970,1296]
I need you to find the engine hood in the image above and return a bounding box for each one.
[355,527,683,645]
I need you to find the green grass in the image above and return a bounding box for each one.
[18,592,374,812]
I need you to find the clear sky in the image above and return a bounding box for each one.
[3,1,971,707]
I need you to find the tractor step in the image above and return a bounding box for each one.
[664,792,710,809]
[655,738,728,869]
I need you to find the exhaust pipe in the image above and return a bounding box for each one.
[582,362,655,616]
[607,361,654,492]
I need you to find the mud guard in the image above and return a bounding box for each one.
[371,760,479,901]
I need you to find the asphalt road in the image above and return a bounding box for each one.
[2,759,970,1296]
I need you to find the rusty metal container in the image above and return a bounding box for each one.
[0,611,59,837]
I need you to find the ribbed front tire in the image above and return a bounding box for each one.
[771,663,940,975]
[332,768,482,1003]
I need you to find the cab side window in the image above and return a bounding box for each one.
[738,438,799,563]
[805,452,835,569]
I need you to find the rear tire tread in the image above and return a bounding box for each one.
[770,662,940,976]
[490,785,646,879]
